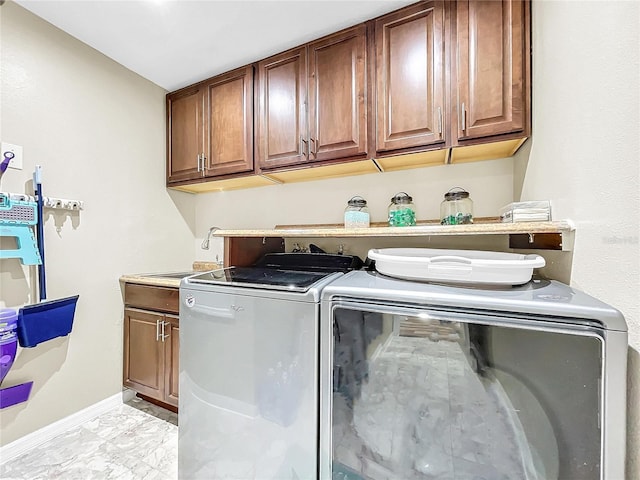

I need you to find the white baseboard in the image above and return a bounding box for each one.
[121,388,136,403]
[0,391,125,465]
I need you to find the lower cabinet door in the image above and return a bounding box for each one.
[123,308,164,400]
[164,314,180,407]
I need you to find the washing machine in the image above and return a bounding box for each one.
[179,253,361,480]
[319,271,627,480]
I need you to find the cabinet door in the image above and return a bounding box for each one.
[308,25,368,162]
[167,86,205,183]
[375,1,446,152]
[205,66,254,176]
[164,314,179,407]
[256,48,308,170]
[123,308,164,400]
[456,0,526,140]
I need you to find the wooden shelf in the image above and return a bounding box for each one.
[212,221,574,264]
[210,220,574,241]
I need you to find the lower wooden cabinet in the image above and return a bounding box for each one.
[163,315,180,406]
[123,284,179,409]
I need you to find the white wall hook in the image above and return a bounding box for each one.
[42,196,84,211]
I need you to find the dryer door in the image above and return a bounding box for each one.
[320,302,605,480]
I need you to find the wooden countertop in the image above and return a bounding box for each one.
[208,220,574,238]
[120,261,222,288]
[119,274,183,288]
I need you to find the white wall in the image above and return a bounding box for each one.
[195,158,515,261]
[0,3,195,445]
[516,1,640,477]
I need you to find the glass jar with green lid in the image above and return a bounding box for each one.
[388,192,416,227]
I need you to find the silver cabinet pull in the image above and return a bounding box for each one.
[437,107,443,136]
[201,154,207,176]
[460,102,466,132]
[300,136,308,157]
[196,154,202,172]
[155,318,160,341]
[160,320,169,342]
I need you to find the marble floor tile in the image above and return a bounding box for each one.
[0,396,178,480]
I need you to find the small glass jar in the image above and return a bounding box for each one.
[388,192,416,227]
[344,196,370,228]
[440,187,473,225]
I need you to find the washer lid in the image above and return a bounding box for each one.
[187,267,335,293]
[321,271,627,332]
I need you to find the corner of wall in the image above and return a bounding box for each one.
[512,138,533,202]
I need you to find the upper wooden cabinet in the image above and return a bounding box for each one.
[375,1,446,153]
[308,26,368,163]
[167,0,530,191]
[375,0,529,156]
[167,66,253,183]
[167,85,205,183]
[454,0,527,141]
[204,66,254,176]
[255,47,308,170]
[256,25,368,171]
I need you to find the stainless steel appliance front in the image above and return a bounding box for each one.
[320,272,627,480]
[179,272,341,480]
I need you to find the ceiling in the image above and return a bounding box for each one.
[15,0,415,92]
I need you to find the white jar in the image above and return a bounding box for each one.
[344,196,370,228]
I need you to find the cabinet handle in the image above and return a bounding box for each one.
[201,154,207,176]
[160,320,169,342]
[196,154,202,172]
[155,319,160,341]
[310,138,317,157]
[461,102,466,132]
[437,107,443,136]
[300,137,308,157]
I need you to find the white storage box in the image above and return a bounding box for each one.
[500,200,551,223]
[368,248,546,285]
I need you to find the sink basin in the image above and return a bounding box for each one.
[145,272,199,279]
